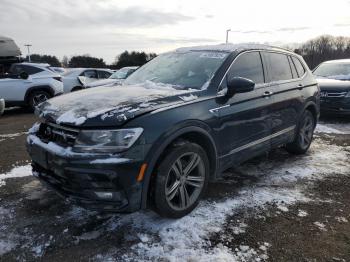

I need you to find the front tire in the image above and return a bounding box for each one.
[286,110,315,154]
[28,90,51,111]
[154,142,209,218]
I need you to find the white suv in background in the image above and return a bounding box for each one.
[62,68,112,93]
[0,63,63,110]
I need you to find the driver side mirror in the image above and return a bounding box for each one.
[226,77,255,96]
[19,71,29,80]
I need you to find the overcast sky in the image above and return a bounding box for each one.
[1,0,350,63]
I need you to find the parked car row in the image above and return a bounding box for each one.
[0,63,138,112]
[0,62,64,110]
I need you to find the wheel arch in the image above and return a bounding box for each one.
[24,85,55,105]
[303,100,319,124]
[141,123,218,209]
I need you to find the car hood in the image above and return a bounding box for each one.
[317,78,350,92]
[86,78,123,88]
[36,82,199,127]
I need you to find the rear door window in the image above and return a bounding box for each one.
[292,57,305,77]
[82,70,97,78]
[11,65,43,75]
[227,52,265,84]
[264,52,293,82]
[97,70,112,79]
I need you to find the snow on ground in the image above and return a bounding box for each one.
[0,132,27,142]
[95,139,349,261]
[0,130,349,260]
[0,165,31,187]
[315,122,350,135]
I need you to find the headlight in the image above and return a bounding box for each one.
[346,91,350,97]
[73,128,143,153]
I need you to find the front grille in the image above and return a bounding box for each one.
[37,122,79,147]
[320,91,347,98]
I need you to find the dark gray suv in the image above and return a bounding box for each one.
[27,44,320,218]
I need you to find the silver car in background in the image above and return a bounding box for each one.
[86,66,138,88]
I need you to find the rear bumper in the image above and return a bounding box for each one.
[27,135,145,212]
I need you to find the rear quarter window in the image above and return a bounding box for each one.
[264,52,293,82]
[292,57,306,77]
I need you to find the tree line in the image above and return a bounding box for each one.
[26,51,157,69]
[294,35,350,69]
[25,35,350,70]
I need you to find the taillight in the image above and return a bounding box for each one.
[53,77,62,82]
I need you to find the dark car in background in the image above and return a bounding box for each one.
[27,44,319,218]
[313,59,350,115]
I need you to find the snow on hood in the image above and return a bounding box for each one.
[317,74,350,81]
[36,81,194,126]
[86,79,123,88]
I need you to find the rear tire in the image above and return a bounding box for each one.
[28,90,51,111]
[153,142,209,218]
[286,110,315,155]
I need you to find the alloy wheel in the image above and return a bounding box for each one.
[298,114,314,150]
[32,93,49,107]
[165,152,205,211]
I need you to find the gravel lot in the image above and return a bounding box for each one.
[0,108,349,261]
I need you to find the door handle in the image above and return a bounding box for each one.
[297,83,304,89]
[263,91,273,97]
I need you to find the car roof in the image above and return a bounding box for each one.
[321,59,350,64]
[14,62,50,68]
[175,43,292,54]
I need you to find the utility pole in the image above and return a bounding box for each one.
[24,44,32,62]
[226,29,231,44]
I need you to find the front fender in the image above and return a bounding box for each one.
[140,121,218,209]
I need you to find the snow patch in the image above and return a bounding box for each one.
[297,210,308,217]
[0,132,27,142]
[0,165,32,187]
[56,110,87,126]
[179,94,198,102]
[335,216,348,223]
[314,222,327,231]
[315,123,350,134]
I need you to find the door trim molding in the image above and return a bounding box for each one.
[219,125,296,159]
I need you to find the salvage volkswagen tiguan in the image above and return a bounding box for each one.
[27,44,320,218]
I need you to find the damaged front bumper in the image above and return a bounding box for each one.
[26,134,146,212]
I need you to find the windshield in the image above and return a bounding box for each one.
[313,62,350,80]
[110,68,133,79]
[124,51,229,90]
